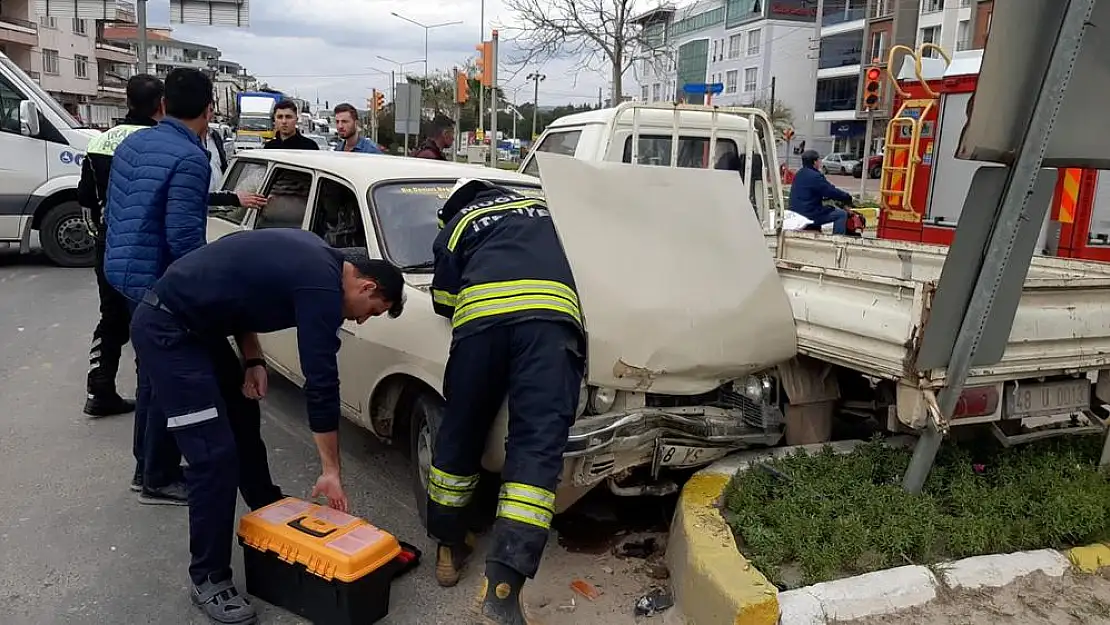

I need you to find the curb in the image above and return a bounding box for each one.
[667,439,1110,624]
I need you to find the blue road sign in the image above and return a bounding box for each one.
[683,82,725,95]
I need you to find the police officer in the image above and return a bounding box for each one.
[78,73,163,418]
[427,179,585,624]
[129,228,403,624]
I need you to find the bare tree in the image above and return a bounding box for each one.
[501,0,649,103]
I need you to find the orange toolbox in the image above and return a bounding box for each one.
[237,497,420,624]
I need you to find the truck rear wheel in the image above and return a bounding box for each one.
[40,201,95,267]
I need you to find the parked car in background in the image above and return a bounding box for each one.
[303,133,330,150]
[232,134,264,153]
[820,152,861,176]
[851,155,883,179]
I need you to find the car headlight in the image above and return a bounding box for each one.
[576,381,588,418]
[589,386,617,414]
[739,375,774,403]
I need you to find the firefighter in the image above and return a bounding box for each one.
[427,179,585,624]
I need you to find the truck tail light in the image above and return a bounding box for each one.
[952,385,1000,419]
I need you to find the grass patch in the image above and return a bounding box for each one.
[723,436,1110,588]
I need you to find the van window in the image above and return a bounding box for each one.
[623,135,739,169]
[255,167,312,230]
[522,129,582,177]
[0,73,27,134]
[210,161,267,225]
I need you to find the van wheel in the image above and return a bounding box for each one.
[40,201,95,267]
[409,393,499,534]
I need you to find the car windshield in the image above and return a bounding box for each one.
[369,180,544,269]
[236,135,263,143]
[0,55,83,128]
[239,116,272,131]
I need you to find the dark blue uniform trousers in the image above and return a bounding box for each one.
[426,320,584,578]
[131,300,244,586]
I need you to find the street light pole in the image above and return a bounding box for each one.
[390,12,463,80]
[527,72,546,141]
[137,0,148,74]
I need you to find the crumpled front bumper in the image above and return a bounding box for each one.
[564,406,781,458]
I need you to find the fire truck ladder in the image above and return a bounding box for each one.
[879,44,952,220]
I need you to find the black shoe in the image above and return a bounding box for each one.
[130,472,143,493]
[474,563,535,624]
[139,482,189,506]
[84,394,136,418]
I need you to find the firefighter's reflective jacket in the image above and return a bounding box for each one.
[431,189,582,342]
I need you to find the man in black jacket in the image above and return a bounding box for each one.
[79,74,163,418]
[412,114,454,160]
[264,99,320,150]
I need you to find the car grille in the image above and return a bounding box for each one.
[645,384,783,431]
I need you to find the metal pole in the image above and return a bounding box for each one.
[137,0,149,74]
[489,30,499,168]
[424,28,430,80]
[807,0,825,150]
[478,0,485,135]
[528,73,545,140]
[860,108,873,197]
[901,0,1095,493]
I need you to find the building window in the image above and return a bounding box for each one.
[641,85,650,101]
[869,31,887,64]
[652,83,662,101]
[43,49,60,75]
[725,70,738,93]
[920,25,940,55]
[39,15,56,29]
[957,19,971,50]
[819,31,863,69]
[923,0,944,13]
[712,40,720,62]
[747,29,761,56]
[75,55,89,79]
[743,68,758,93]
[728,35,743,59]
[815,76,860,112]
[73,18,86,34]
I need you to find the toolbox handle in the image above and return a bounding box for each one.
[287,515,337,538]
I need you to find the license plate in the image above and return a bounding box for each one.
[1005,380,1090,418]
[655,442,729,469]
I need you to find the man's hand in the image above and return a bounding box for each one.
[311,471,348,512]
[237,191,268,209]
[242,364,268,400]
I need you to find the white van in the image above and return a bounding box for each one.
[0,52,99,267]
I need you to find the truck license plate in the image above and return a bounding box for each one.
[654,442,729,469]
[1005,380,1089,418]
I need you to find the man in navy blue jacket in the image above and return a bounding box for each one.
[789,149,854,234]
[130,229,403,623]
[104,68,278,511]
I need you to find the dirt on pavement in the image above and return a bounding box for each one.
[848,571,1110,625]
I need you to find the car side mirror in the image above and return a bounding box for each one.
[19,100,40,137]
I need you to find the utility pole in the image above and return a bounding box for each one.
[137,0,148,74]
[478,0,486,136]
[489,29,499,168]
[527,72,545,140]
[806,0,825,150]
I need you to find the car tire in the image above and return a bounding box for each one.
[821,166,828,175]
[409,393,499,534]
[869,165,882,179]
[841,166,849,175]
[40,200,95,268]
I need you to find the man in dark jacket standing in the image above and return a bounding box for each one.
[105,68,282,511]
[789,149,854,234]
[78,74,163,419]
[264,99,320,150]
[427,179,584,625]
[412,115,454,160]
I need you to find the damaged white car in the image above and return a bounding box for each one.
[206,149,797,513]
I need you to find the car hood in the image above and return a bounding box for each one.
[535,152,798,395]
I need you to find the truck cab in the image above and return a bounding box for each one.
[0,51,99,267]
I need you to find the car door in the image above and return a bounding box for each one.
[246,164,317,382]
[206,158,269,242]
[0,69,47,240]
[302,174,387,426]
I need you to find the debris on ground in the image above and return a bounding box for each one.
[615,535,662,559]
[634,587,675,617]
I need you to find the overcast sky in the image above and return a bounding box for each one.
[151,0,613,110]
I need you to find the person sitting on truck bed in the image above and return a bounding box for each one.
[790,149,854,234]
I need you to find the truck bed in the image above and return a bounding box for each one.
[768,232,1110,387]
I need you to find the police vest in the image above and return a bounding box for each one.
[86,123,147,156]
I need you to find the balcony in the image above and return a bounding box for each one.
[0,14,38,46]
[871,0,893,19]
[95,37,136,63]
[956,37,975,51]
[98,76,127,97]
[823,6,867,26]
[25,69,40,81]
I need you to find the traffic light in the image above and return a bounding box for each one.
[863,66,882,110]
[475,40,494,87]
[455,69,470,104]
[372,89,385,112]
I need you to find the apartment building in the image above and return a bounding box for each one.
[0,0,137,127]
[634,2,815,120]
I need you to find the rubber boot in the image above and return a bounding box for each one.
[473,562,540,625]
[436,533,475,587]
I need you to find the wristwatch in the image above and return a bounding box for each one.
[243,358,266,371]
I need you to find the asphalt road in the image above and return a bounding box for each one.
[827,173,880,196]
[0,252,663,625]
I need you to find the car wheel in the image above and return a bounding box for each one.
[40,200,95,267]
[870,165,882,179]
[409,393,499,533]
[821,166,828,175]
[841,166,849,175]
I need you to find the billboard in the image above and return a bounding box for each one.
[768,0,818,22]
[170,0,249,27]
